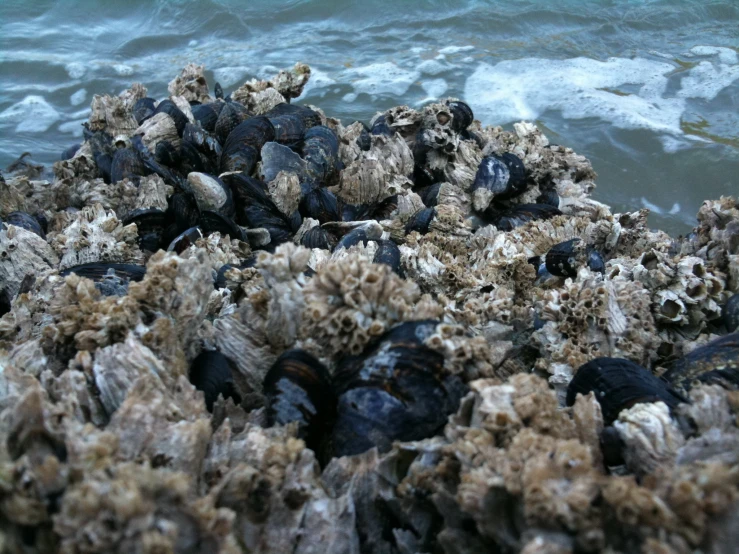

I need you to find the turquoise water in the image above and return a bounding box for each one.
[1,0,737,234]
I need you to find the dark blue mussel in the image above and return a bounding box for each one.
[61,143,81,161]
[219,116,275,175]
[373,240,403,277]
[110,147,148,184]
[191,103,221,133]
[5,211,46,239]
[723,294,739,333]
[300,226,335,250]
[405,207,436,235]
[152,99,188,135]
[214,101,251,144]
[331,320,467,457]
[264,350,336,458]
[663,333,739,395]
[133,97,157,125]
[264,103,321,148]
[189,350,242,411]
[299,184,340,224]
[489,203,562,231]
[567,357,686,424]
[472,153,527,201]
[445,100,473,133]
[122,208,169,252]
[545,238,605,278]
[301,125,340,185]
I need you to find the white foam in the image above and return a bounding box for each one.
[345,62,420,97]
[58,119,86,136]
[677,60,739,101]
[0,95,60,133]
[417,59,448,76]
[297,68,336,100]
[689,46,738,65]
[439,45,474,55]
[70,89,87,106]
[421,78,448,100]
[213,66,249,88]
[65,62,86,79]
[342,92,358,103]
[641,197,681,215]
[464,54,739,141]
[188,39,198,47]
[113,64,134,76]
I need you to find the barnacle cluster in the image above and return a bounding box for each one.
[0,63,738,553]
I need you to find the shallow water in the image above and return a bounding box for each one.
[1,0,737,235]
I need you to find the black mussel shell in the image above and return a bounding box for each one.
[537,189,560,208]
[33,212,48,234]
[405,207,436,235]
[220,116,275,175]
[191,103,219,133]
[189,351,241,411]
[302,126,340,185]
[334,228,369,252]
[356,123,372,151]
[152,99,188,135]
[373,194,398,220]
[370,114,394,136]
[186,172,234,217]
[130,135,181,187]
[179,140,210,174]
[600,426,626,468]
[723,294,739,333]
[133,97,157,125]
[110,147,147,184]
[155,140,180,167]
[546,239,604,278]
[169,191,201,232]
[199,210,244,241]
[264,350,335,455]
[260,142,307,183]
[122,208,168,252]
[331,320,466,457]
[183,123,222,159]
[445,100,473,132]
[299,185,340,224]
[373,240,403,277]
[566,357,686,424]
[214,82,224,100]
[472,153,527,201]
[94,152,112,184]
[214,101,250,144]
[460,129,485,149]
[5,211,45,239]
[167,226,203,254]
[224,173,293,245]
[214,257,256,289]
[265,103,321,129]
[60,262,146,296]
[418,183,441,207]
[663,333,739,394]
[0,288,10,317]
[61,143,81,161]
[300,226,334,250]
[491,203,562,231]
[267,114,306,148]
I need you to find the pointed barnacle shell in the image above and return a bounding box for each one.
[52,204,144,270]
[268,170,302,218]
[168,63,211,104]
[613,401,685,475]
[88,89,141,136]
[134,111,181,152]
[0,222,59,298]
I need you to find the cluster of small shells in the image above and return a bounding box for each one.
[0,62,738,553]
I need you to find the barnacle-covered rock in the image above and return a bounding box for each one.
[168,62,211,103]
[231,63,311,113]
[88,84,144,136]
[0,221,58,298]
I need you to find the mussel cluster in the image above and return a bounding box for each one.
[1,62,739,554]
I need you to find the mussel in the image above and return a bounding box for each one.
[263,350,335,456]
[334,228,370,252]
[445,100,473,133]
[373,240,403,277]
[370,114,394,137]
[300,226,334,250]
[189,350,242,411]
[355,122,372,151]
[214,101,251,144]
[723,293,739,332]
[199,210,244,241]
[152,99,188,135]
[191,103,220,133]
[214,82,224,100]
[60,262,146,296]
[186,172,234,216]
[331,320,467,457]
[566,357,686,424]
[299,185,340,224]
[301,125,340,185]
[5,211,46,239]
[61,143,81,161]
[405,207,436,235]
[167,226,203,254]
[536,188,560,208]
[110,147,147,184]
[418,183,441,208]
[122,208,168,252]
[489,203,562,231]
[219,116,275,175]
[471,153,527,203]
[545,238,605,278]
[133,97,157,125]
[663,333,739,394]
